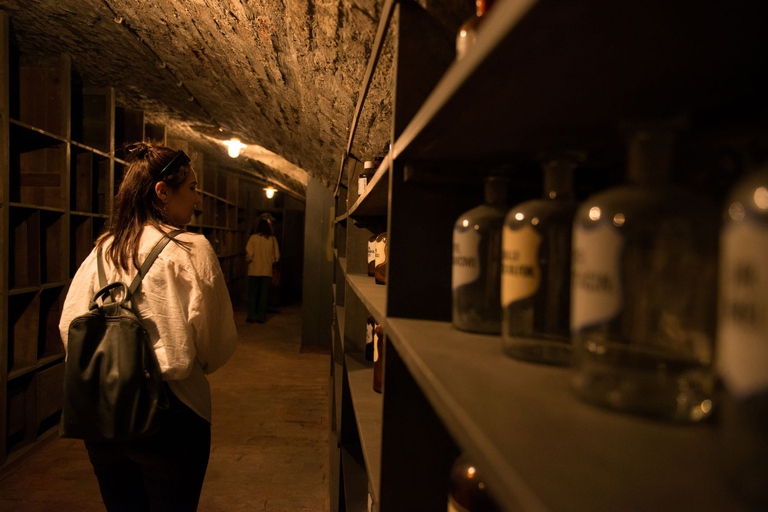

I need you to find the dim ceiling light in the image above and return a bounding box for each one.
[223,138,247,158]
[265,186,277,199]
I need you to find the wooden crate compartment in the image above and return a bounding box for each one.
[227,174,238,203]
[71,149,110,214]
[6,373,37,453]
[70,215,97,275]
[114,161,126,196]
[216,171,227,199]
[35,363,64,433]
[11,54,69,138]
[38,287,65,360]
[9,139,66,209]
[9,207,41,290]
[227,205,237,229]
[144,122,166,145]
[216,200,227,228]
[40,211,64,284]
[114,106,144,155]
[8,291,40,374]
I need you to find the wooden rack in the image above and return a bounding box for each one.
[329,1,768,511]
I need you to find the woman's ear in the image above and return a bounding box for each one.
[155,181,169,202]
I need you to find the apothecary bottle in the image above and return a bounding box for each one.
[456,0,496,60]
[571,127,718,422]
[373,324,384,393]
[447,455,502,512]
[452,175,508,334]
[368,232,378,277]
[375,232,388,285]
[359,161,376,197]
[717,165,768,508]
[502,159,579,365]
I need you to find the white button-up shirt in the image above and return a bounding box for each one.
[59,225,238,423]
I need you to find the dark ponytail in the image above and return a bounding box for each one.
[97,141,192,271]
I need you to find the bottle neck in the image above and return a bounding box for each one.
[542,160,576,200]
[476,0,495,17]
[627,128,676,187]
[484,175,508,207]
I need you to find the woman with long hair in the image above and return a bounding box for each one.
[59,142,237,511]
[245,217,280,323]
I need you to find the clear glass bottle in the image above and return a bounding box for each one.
[373,324,383,393]
[502,159,579,365]
[717,165,768,508]
[359,161,376,197]
[452,175,508,334]
[375,232,388,285]
[456,0,497,60]
[447,455,502,512]
[571,127,718,422]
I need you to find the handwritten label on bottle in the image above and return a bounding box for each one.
[452,228,481,289]
[501,225,542,306]
[718,220,768,397]
[571,223,623,331]
[368,241,375,265]
[373,327,380,362]
[366,324,373,346]
[375,240,383,267]
[358,177,367,196]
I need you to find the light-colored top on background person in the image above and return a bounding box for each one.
[246,234,280,276]
[59,224,237,423]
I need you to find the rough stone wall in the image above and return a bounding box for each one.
[1,0,472,195]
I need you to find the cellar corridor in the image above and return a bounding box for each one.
[0,304,331,512]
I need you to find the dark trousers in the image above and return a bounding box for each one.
[247,276,271,322]
[84,389,211,512]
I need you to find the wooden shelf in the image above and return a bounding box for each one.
[8,203,65,213]
[345,273,386,326]
[385,318,730,512]
[345,353,383,504]
[336,305,346,341]
[9,119,67,150]
[393,0,768,162]
[338,257,347,275]
[341,446,369,512]
[70,140,112,159]
[348,155,390,219]
[335,211,349,224]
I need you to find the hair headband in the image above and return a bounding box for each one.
[154,150,191,181]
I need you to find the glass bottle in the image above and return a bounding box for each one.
[373,324,384,393]
[368,232,378,277]
[365,315,376,362]
[456,0,496,60]
[502,158,579,365]
[359,161,376,197]
[717,165,768,508]
[447,455,502,512]
[571,127,718,422]
[375,232,388,285]
[452,175,508,334]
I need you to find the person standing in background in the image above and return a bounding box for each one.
[246,217,280,323]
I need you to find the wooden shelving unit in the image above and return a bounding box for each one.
[0,10,257,465]
[330,1,768,511]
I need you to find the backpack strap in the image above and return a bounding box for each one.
[128,229,184,296]
[96,229,184,302]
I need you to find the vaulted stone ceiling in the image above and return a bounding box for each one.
[1,0,471,198]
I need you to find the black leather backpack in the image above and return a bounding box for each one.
[60,230,182,441]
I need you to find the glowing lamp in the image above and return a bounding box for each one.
[265,187,277,199]
[223,138,246,158]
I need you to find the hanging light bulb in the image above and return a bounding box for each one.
[223,138,247,158]
[265,186,277,199]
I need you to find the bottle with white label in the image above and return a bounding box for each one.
[365,315,376,362]
[571,126,718,422]
[447,455,502,512]
[368,232,379,277]
[358,161,376,197]
[718,166,768,508]
[375,232,388,285]
[373,323,383,393]
[502,158,579,365]
[452,175,509,333]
